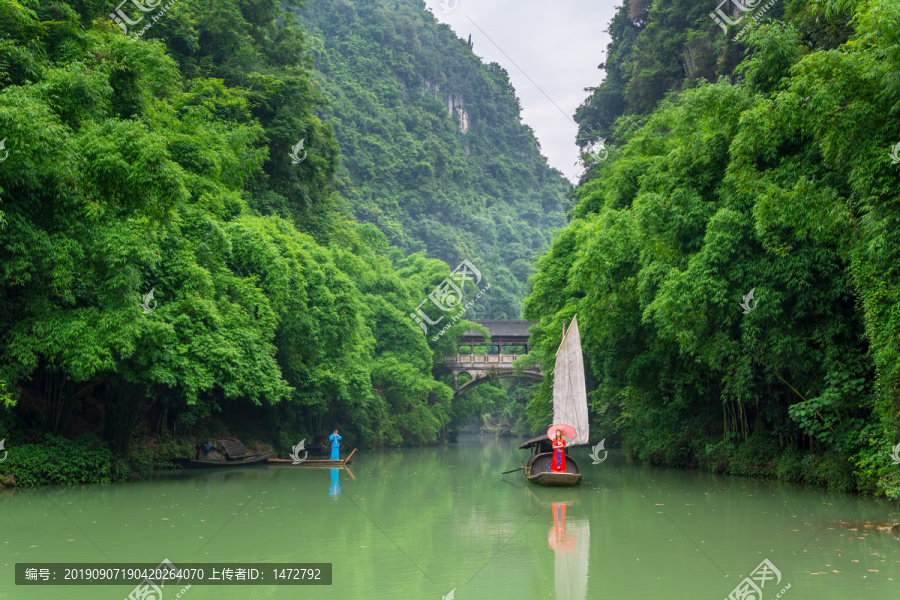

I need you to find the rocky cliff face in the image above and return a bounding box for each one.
[447,94,470,133]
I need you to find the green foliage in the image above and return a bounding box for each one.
[0,379,13,408]
[788,372,866,448]
[0,0,553,481]
[0,434,112,486]
[526,1,900,496]
[292,0,568,318]
[728,431,780,478]
[573,0,851,154]
[775,448,806,482]
[804,451,857,492]
[125,436,193,479]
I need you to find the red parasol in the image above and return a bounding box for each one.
[547,423,577,442]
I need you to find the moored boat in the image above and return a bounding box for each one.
[172,453,273,468]
[520,437,583,486]
[172,438,273,469]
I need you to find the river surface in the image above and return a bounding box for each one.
[1,434,898,599]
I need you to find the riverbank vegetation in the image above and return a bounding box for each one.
[524,0,900,498]
[0,0,559,485]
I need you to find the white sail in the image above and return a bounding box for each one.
[553,314,589,445]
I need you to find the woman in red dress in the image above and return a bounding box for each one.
[551,430,567,472]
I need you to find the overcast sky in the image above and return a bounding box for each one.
[427,0,622,182]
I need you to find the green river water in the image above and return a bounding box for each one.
[1,434,898,600]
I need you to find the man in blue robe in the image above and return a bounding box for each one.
[329,429,341,461]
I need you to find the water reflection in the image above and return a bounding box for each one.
[329,467,341,500]
[3,435,897,600]
[549,502,589,600]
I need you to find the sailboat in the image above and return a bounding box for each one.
[517,315,589,487]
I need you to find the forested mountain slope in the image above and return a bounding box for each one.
[524,0,900,497]
[0,0,528,481]
[292,0,569,318]
[574,0,851,148]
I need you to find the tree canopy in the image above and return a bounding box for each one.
[526,0,900,497]
[0,0,551,460]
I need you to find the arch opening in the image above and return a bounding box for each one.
[453,370,543,399]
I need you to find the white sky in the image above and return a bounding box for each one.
[427,0,622,182]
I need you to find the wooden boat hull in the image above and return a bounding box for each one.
[528,471,583,486]
[525,452,583,487]
[172,452,274,469]
[267,448,357,467]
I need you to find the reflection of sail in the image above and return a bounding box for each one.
[548,502,589,600]
[553,315,589,445]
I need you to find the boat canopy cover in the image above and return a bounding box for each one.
[553,315,589,446]
[218,439,249,459]
[519,436,553,450]
[197,438,248,460]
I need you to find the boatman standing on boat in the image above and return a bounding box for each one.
[329,429,342,461]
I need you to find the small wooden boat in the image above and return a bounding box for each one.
[172,438,273,469]
[520,437,583,486]
[526,453,583,486]
[267,448,357,467]
[172,453,273,468]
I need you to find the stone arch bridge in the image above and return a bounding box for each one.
[439,320,543,398]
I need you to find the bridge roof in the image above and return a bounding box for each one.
[461,320,533,340]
